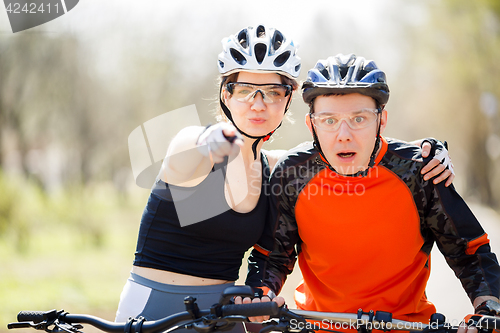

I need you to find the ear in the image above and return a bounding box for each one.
[305,113,314,135]
[222,87,230,104]
[379,109,388,134]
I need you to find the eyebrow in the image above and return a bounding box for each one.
[315,110,366,115]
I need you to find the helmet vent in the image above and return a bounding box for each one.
[357,69,369,81]
[274,51,290,67]
[237,29,249,49]
[256,25,266,37]
[218,25,301,78]
[302,54,389,105]
[230,48,247,65]
[254,43,267,64]
[317,63,330,80]
[339,66,348,80]
[271,30,284,52]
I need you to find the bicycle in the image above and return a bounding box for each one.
[7,286,500,333]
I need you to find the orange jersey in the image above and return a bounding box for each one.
[294,138,433,322]
[246,137,499,323]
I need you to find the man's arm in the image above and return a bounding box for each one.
[424,181,500,302]
[422,178,500,333]
[245,162,302,297]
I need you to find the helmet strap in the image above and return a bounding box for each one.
[219,82,291,160]
[310,114,332,171]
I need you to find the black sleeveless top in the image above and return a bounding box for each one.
[133,153,272,281]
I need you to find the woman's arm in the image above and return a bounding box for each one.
[159,124,242,186]
[158,126,212,186]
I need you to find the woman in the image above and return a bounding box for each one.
[115,25,300,331]
[115,25,453,327]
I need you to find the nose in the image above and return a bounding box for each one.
[250,91,266,111]
[336,120,353,142]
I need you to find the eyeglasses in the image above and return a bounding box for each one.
[309,109,380,131]
[226,82,292,104]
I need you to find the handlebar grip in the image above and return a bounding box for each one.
[221,302,279,318]
[17,311,45,323]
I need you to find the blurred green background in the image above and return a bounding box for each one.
[1,0,500,330]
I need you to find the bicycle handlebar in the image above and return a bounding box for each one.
[14,302,280,323]
[8,292,500,333]
[292,309,429,332]
[8,302,280,333]
[291,309,500,333]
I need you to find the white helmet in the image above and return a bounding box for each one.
[218,25,301,79]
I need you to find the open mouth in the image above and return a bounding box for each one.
[337,152,356,158]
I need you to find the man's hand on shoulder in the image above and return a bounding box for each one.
[420,140,455,187]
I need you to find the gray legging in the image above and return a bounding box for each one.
[115,273,246,333]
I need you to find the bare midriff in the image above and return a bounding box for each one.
[132,266,234,286]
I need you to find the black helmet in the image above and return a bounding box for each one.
[302,54,389,107]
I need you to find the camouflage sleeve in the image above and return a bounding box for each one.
[424,180,500,301]
[245,162,301,296]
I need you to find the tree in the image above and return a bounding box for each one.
[405,0,500,208]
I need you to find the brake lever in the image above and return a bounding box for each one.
[8,319,83,333]
[218,286,253,305]
[53,321,83,333]
[259,320,284,333]
[8,321,53,331]
[7,322,36,330]
[190,315,248,333]
[257,306,308,333]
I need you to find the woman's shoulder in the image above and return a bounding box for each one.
[262,142,315,170]
[261,149,288,170]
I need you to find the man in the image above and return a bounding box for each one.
[244,54,500,331]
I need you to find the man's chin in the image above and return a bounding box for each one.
[331,161,370,176]
[332,165,360,175]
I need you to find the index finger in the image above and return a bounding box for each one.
[222,129,237,142]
